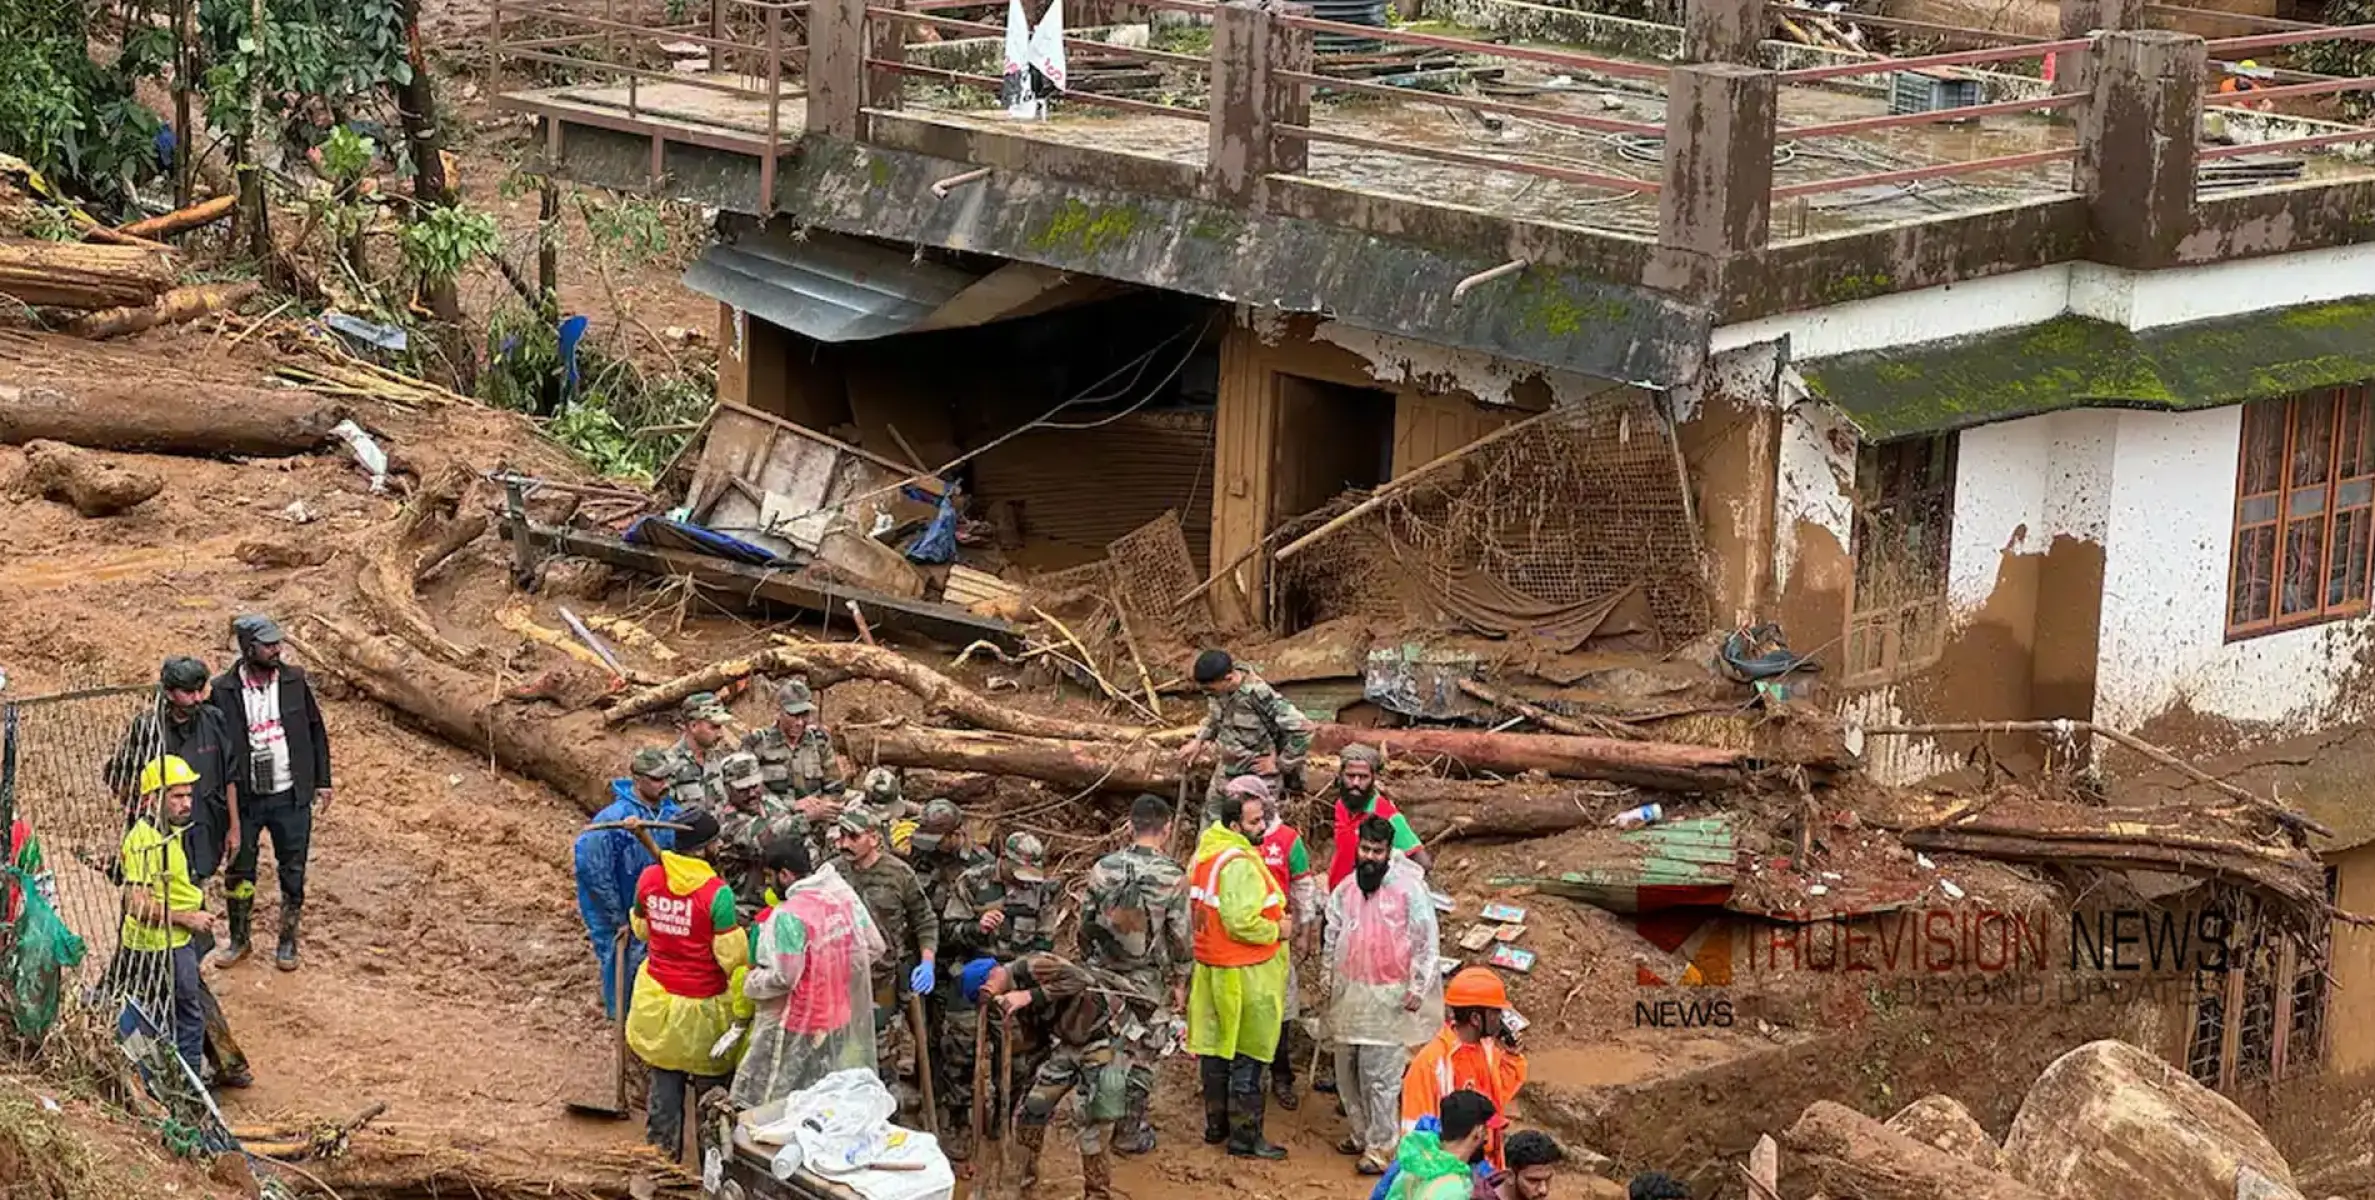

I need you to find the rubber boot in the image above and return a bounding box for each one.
[274,900,302,972]
[1009,1122,1046,1200]
[1226,1088,1288,1161]
[1081,1147,1115,1200]
[1114,1088,1157,1156]
[1200,1058,1230,1145]
[216,893,254,968]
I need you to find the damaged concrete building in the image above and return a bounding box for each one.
[496,0,2375,1099]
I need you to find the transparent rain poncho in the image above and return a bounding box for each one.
[732,864,888,1109]
[1320,857,1442,1047]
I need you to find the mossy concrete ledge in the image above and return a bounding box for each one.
[774,137,1713,387]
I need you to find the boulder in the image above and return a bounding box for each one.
[1887,1094,2006,1172]
[2003,1040,2297,1200]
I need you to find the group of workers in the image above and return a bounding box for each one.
[0,616,332,1095]
[573,647,1656,1200]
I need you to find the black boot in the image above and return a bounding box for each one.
[275,900,302,972]
[1226,1087,1288,1161]
[1115,1084,1157,1156]
[216,894,254,968]
[1200,1058,1230,1145]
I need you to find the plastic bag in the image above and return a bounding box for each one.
[5,867,87,1039]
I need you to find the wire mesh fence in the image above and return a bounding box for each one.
[1,683,234,1148]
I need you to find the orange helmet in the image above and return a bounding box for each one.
[1445,967,1510,1010]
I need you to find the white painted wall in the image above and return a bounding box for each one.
[2092,406,2375,734]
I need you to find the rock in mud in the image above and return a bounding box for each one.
[1886,1094,2006,1172]
[16,439,163,517]
[2002,1039,2296,1200]
[235,536,334,568]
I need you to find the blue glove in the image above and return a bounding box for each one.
[910,960,936,995]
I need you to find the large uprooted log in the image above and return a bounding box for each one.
[1786,1100,2045,1200]
[0,239,175,309]
[836,723,1610,838]
[0,377,347,457]
[1308,722,1755,791]
[354,464,479,665]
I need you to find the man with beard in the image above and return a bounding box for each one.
[110,657,247,889]
[210,614,331,971]
[116,756,242,1079]
[1327,743,1430,891]
[1324,816,1442,1175]
[1188,789,1291,1160]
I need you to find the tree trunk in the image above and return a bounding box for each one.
[117,195,239,241]
[0,379,345,457]
[1307,723,1752,792]
[0,241,176,309]
[606,643,1171,742]
[240,0,276,286]
[394,0,475,393]
[1785,1101,2046,1200]
[64,282,259,340]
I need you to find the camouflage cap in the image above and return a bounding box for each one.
[910,798,965,852]
[630,747,675,779]
[777,679,816,715]
[1002,831,1049,884]
[679,691,732,724]
[836,807,881,837]
[861,766,900,799]
[719,751,765,790]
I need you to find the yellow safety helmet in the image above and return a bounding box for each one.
[890,818,920,856]
[137,755,200,796]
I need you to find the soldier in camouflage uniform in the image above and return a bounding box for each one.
[858,766,922,824]
[964,832,1056,958]
[746,679,841,801]
[1179,649,1314,825]
[964,951,1153,1200]
[1078,793,1191,1155]
[908,799,996,1155]
[661,691,737,809]
[828,808,938,1105]
[710,751,809,921]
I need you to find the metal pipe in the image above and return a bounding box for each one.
[1271,11,1668,79]
[1275,69,1663,136]
[1770,145,2076,197]
[1451,258,1529,301]
[1781,92,2084,139]
[1768,3,2051,45]
[2200,126,2375,157]
[2209,73,2375,102]
[930,166,993,196]
[1777,37,2090,82]
[2208,20,2375,53]
[762,3,782,211]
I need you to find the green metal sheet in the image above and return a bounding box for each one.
[1801,296,2375,440]
[1491,816,1737,914]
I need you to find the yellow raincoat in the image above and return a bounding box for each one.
[626,852,752,1076]
[1187,822,1289,1063]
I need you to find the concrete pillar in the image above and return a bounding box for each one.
[1206,0,1311,207]
[1650,62,1776,302]
[806,0,866,139]
[2054,0,2141,95]
[1684,0,1765,65]
[2076,29,2205,269]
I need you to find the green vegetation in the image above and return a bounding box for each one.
[1030,198,1144,256]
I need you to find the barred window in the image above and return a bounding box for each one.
[1846,435,1957,683]
[2228,386,2375,638]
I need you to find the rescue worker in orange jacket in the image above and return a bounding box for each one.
[1401,967,1528,1171]
[1187,791,1291,1160]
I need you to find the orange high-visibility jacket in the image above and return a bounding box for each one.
[1190,843,1285,968]
[1400,1025,1528,1169]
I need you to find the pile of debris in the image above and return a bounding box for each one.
[1750,1039,2334,1200]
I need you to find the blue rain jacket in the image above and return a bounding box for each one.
[574,779,680,1017]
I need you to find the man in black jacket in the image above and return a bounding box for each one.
[210,614,332,971]
[109,656,248,882]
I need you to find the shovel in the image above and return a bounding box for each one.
[567,929,635,1118]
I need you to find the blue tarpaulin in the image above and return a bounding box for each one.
[625,516,790,566]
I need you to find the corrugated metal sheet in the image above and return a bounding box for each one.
[970,409,1216,565]
[684,226,981,343]
[1494,817,1739,913]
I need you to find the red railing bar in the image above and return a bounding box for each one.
[499,45,784,93]
[1275,69,1663,135]
[1772,145,2075,196]
[2208,21,2375,53]
[498,30,615,51]
[1768,4,2050,46]
[1270,14,1668,80]
[2200,126,2375,157]
[869,6,1208,66]
[1778,37,2089,82]
[1781,91,2084,139]
[868,58,1210,120]
[1277,123,1660,191]
[2213,73,2375,102]
[2145,3,2322,30]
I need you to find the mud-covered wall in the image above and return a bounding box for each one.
[2332,843,2375,1078]
[1672,341,1784,627]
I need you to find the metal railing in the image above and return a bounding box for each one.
[489,0,807,131]
[2199,23,2375,161]
[864,0,1213,124]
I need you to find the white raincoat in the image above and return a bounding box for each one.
[1319,857,1442,1047]
[732,864,889,1109]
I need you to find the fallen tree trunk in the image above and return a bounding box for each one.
[607,642,1161,742]
[1456,678,1642,740]
[0,239,175,308]
[354,464,477,665]
[1786,1100,2045,1200]
[15,440,164,516]
[114,194,239,241]
[837,723,1601,838]
[1308,722,1750,792]
[64,281,259,340]
[0,378,345,457]
[411,512,487,584]
[302,616,614,810]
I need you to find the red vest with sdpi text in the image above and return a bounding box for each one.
[637,866,730,998]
